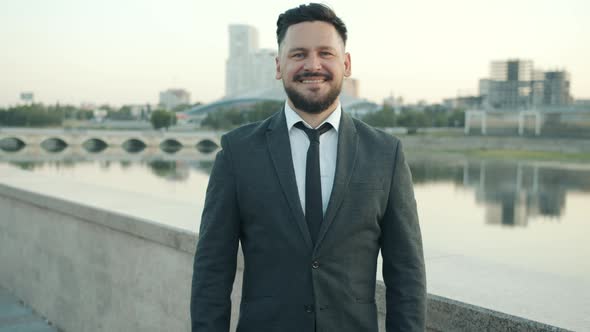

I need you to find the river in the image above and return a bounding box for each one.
[1,148,589,330]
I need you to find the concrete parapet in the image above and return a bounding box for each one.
[0,181,569,331]
[422,294,570,332]
[0,182,206,332]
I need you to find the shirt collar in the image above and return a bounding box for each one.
[284,101,341,132]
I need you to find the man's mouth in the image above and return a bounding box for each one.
[295,73,332,84]
[301,79,325,84]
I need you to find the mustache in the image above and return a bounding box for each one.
[294,72,333,81]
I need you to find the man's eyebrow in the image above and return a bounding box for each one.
[287,46,337,53]
[287,47,307,53]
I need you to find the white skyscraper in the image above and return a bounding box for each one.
[225,25,280,98]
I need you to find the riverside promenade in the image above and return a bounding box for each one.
[0,287,57,332]
[0,164,579,331]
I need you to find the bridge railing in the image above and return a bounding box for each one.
[0,128,223,154]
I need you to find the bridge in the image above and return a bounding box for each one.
[0,128,223,154]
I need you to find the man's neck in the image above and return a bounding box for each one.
[288,99,339,129]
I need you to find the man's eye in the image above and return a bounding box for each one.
[292,53,304,58]
[320,52,333,57]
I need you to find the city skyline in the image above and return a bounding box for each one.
[1,0,589,107]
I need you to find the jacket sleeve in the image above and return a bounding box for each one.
[191,135,240,332]
[380,140,427,332]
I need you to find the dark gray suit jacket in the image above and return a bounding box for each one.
[191,109,426,332]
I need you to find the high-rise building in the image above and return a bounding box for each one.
[487,59,534,110]
[490,59,533,81]
[478,79,491,97]
[543,71,572,106]
[159,89,190,110]
[228,25,258,59]
[225,25,279,98]
[531,70,546,107]
[483,59,572,110]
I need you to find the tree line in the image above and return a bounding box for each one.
[200,100,284,129]
[1,102,465,131]
[0,104,94,127]
[362,104,465,129]
[0,103,183,129]
[200,102,465,130]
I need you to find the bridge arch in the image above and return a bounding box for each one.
[40,137,68,153]
[0,137,26,152]
[122,138,147,153]
[160,139,183,154]
[82,138,108,153]
[196,139,218,153]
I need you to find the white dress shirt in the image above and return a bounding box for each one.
[284,101,341,216]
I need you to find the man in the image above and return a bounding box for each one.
[191,3,426,332]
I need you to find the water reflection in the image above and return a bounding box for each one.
[3,149,589,228]
[147,160,189,181]
[410,159,590,227]
[5,158,214,181]
[0,144,218,163]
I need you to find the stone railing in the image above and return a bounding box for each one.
[0,180,567,332]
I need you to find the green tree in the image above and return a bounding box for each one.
[397,110,429,128]
[447,109,465,127]
[244,100,283,123]
[362,105,396,127]
[107,106,135,120]
[200,100,283,130]
[0,104,62,127]
[150,109,177,129]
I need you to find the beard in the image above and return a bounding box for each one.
[283,72,343,114]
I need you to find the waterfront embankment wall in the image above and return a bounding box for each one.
[401,133,590,154]
[0,180,567,332]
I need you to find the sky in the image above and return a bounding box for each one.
[1,0,589,107]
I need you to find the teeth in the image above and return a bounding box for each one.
[301,80,324,83]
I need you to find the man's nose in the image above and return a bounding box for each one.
[303,54,322,71]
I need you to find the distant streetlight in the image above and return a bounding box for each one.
[20,92,34,104]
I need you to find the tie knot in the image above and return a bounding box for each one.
[294,122,332,143]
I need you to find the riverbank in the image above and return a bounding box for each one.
[399,134,590,163]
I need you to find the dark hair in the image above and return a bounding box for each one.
[276,3,347,48]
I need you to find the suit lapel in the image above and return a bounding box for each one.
[266,109,313,250]
[316,111,358,248]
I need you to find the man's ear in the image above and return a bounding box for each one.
[275,56,282,80]
[344,52,352,77]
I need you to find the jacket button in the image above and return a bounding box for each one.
[304,305,314,313]
[312,261,320,269]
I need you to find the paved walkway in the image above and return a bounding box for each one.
[0,287,57,332]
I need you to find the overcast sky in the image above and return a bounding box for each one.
[1,0,588,107]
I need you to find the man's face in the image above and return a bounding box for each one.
[276,21,351,114]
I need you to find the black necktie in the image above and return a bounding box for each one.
[294,121,333,245]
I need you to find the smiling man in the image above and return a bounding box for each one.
[191,3,426,332]
[276,19,350,125]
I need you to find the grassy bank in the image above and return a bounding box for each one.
[462,149,590,162]
[407,147,590,163]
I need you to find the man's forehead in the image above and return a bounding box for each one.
[280,21,345,50]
